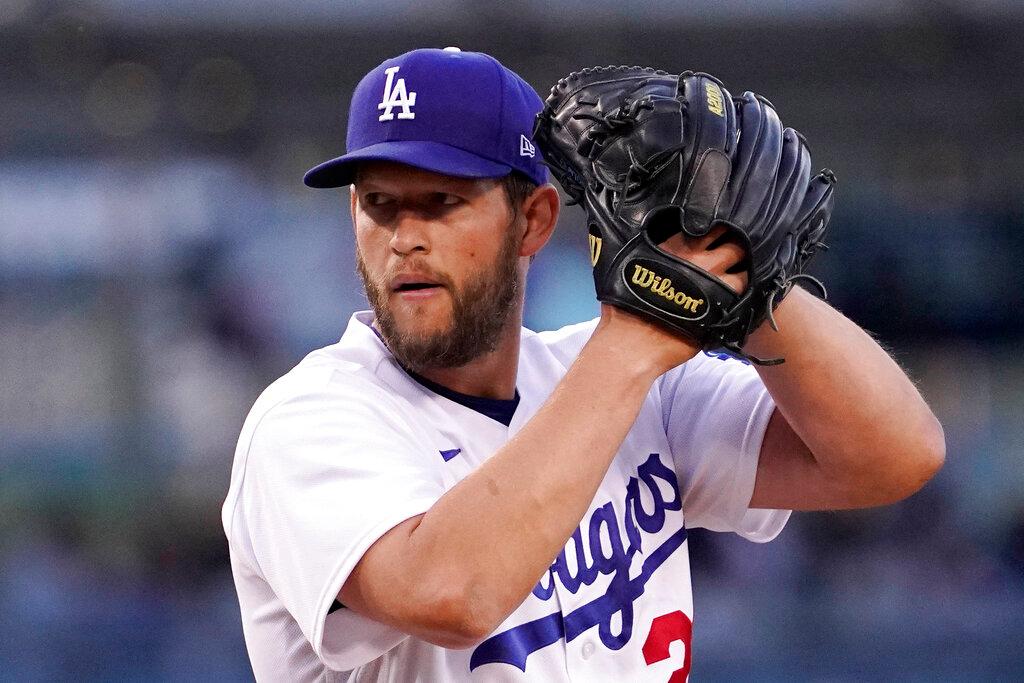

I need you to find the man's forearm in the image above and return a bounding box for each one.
[746,286,945,508]
[342,315,694,647]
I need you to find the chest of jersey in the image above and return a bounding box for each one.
[402,387,695,681]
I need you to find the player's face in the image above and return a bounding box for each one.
[351,162,523,372]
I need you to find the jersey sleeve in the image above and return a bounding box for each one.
[534,318,599,369]
[658,352,790,542]
[237,369,446,671]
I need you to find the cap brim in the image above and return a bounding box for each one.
[303,141,514,188]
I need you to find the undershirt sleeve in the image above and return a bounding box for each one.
[239,371,446,670]
[658,352,790,542]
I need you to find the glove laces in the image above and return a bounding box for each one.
[571,95,687,217]
[709,266,829,366]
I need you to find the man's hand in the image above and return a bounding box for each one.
[657,225,749,295]
[534,67,835,361]
[595,225,750,376]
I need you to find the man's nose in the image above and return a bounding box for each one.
[389,210,432,256]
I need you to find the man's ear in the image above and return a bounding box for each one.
[349,186,358,229]
[518,184,561,258]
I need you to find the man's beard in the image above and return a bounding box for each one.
[356,230,521,373]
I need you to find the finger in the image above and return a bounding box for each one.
[718,270,749,295]
[696,224,730,250]
[656,231,703,260]
[658,230,748,275]
[704,231,747,273]
[656,225,727,257]
[656,231,749,294]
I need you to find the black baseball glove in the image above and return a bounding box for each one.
[533,66,836,364]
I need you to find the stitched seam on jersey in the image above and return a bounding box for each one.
[360,360,478,439]
[532,318,600,371]
[338,369,454,496]
[529,343,570,371]
[229,367,419,577]
[224,368,335,548]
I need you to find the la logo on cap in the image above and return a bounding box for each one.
[302,48,549,189]
[378,66,416,121]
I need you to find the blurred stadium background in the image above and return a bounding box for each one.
[1,0,1023,680]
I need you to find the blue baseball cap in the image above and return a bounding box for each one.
[304,47,548,188]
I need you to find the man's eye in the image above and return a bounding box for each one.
[364,193,392,206]
[433,193,461,206]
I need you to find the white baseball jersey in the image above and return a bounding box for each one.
[222,311,789,682]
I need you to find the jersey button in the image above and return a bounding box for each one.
[581,641,595,659]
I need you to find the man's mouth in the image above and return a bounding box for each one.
[394,282,442,292]
[390,274,445,296]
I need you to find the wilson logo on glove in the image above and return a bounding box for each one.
[624,260,707,319]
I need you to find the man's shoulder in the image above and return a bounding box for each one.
[242,340,404,440]
[249,312,403,416]
[528,318,600,368]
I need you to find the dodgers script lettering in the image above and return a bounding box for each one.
[470,453,688,672]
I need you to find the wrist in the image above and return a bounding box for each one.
[744,285,813,358]
[586,327,664,382]
[590,305,700,380]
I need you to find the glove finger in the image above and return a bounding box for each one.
[535,66,671,204]
[764,129,810,229]
[752,127,811,272]
[723,92,784,232]
[679,72,736,171]
[678,72,736,237]
[794,169,837,256]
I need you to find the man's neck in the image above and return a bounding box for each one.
[414,315,522,401]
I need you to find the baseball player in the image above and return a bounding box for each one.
[222,48,944,681]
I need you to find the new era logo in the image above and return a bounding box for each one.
[519,134,535,158]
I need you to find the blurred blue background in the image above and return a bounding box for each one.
[1,1,1022,680]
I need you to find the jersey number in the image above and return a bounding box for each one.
[642,611,692,682]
